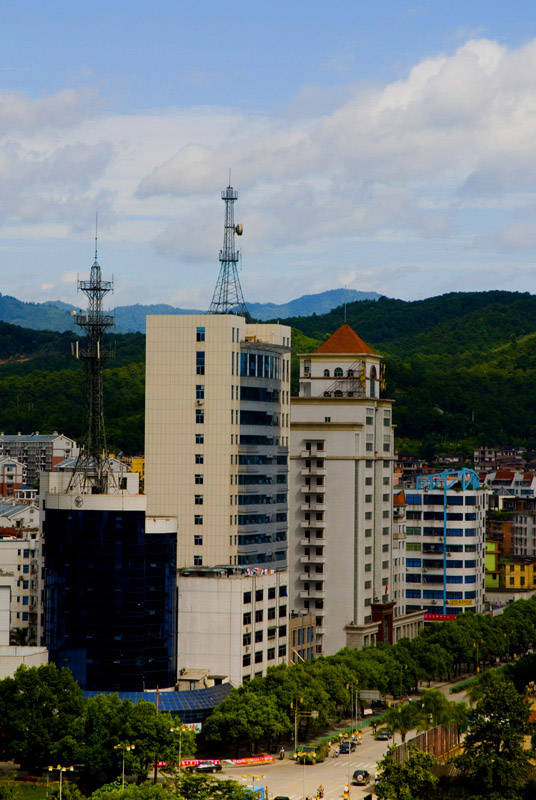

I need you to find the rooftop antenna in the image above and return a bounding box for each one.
[94,211,98,261]
[344,285,347,323]
[69,218,115,494]
[207,180,248,316]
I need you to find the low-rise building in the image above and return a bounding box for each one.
[499,556,536,591]
[485,540,501,590]
[0,457,25,498]
[289,611,316,662]
[0,432,79,485]
[177,568,289,686]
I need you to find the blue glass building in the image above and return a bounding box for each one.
[44,503,177,691]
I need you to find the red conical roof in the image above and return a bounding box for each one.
[315,323,375,355]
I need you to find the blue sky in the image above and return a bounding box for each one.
[2,1,536,307]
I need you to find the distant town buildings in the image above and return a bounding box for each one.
[0,433,79,485]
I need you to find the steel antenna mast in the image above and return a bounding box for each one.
[70,217,115,493]
[208,182,248,315]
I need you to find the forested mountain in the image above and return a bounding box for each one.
[0,289,379,333]
[0,290,535,454]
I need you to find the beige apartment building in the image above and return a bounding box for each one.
[290,323,400,655]
[145,314,292,682]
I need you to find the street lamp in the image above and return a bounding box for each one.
[114,743,135,790]
[170,725,188,786]
[48,765,74,800]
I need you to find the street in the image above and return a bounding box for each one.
[219,728,392,800]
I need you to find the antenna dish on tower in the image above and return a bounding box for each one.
[207,184,248,316]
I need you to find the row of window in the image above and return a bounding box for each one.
[244,609,286,624]
[243,644,286,667]
[406,494,479,506]
[406,558,478,568]
[406,590,478,599]
[243,624,287,644]
[407,574,478,583]
[244,586,287,603]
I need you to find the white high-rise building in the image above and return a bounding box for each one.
[289,323,423,656]
[145,313,292,681]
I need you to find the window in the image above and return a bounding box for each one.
[323,369,330,377]
[365,528,372,537]
[196,351,205,374]
[279,624,287,637]
[370,366,377,397]
[243,611,252,625]
[383,493,389,502]
[365,563,372,572]
[23,565,29,574]
[365,511,372,520]
[268,587,276,599]
[278,644,287,658]
[267,648,275,660]
[194,495,203,505]
[196,327,205,341]
[195,474,203,484]
[194,535,203,546]
[324,417,331,423]
[365,477,373,486]
[193,556,203,566]
[196,409,204,424]
[196,384,205,400]
[255,651,263,664]
[243,654,251,667]
[364,580,371,589]
[366,460,373,467]
[279,604,287,617]
[334,367,343,377]
[195,454,204,464]
[382,544,389,552]
[255,630,263,643]
[268,607,276,620]
[383,477,390,485]
[366,442,373,451]
[365,494,372,502]
[365,546,372,555]
[194,515,203,525]
[195,434,204,444]
[279,585,287,597]
[255,609,263,623]
[243,632,251,646]
[256,589,264,602]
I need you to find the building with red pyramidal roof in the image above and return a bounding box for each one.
[289,323,424,656]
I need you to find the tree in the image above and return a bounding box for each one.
[58,695,195,791]
[89,780,175,800]
[0,664,83,770]
[164,771,253,800]
[382,703,421,743]
[455,674,533,798]
[202,689,290,756]
[376,744,438,800]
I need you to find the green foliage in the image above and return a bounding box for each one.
[0,664,84,770]
[164,772,252,800]
[455,674,533,798]
[376,744,438,800]
[57,694,195,790]
[89,780,174,800]
[3,290,536,451]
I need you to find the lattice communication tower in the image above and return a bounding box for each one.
[71,229,115,493]
[208,184,248,315]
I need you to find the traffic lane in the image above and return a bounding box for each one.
[220,733,390,799]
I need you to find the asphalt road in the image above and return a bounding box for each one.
[221,729,392,800]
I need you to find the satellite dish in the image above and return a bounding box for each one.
[235,224,243,236]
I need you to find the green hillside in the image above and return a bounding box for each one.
[0,290,535,454]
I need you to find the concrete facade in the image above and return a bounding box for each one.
[177,569,289,686]
[0,433,78,485]
[289,324,396,655]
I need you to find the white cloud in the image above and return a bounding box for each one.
[5,36,536,305]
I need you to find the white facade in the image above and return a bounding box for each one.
[290,324,397,656]
[0,433,79,485]
[177,569,289,686]
[404,478,487,616]
[0,528,40,644]
[145,314,292,681]
[512,508,536,556]
[0,646,48,679]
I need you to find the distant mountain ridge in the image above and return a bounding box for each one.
[0,289,381,333]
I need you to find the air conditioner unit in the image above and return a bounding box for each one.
[430,600,437,605]
[196,399,204,406]
[423,568,428,572]
[244,646,250,653]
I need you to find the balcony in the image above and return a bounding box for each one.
[300,536,325,546]
[300,502,326,512]
[300,554,325,564]
[300,466,326,477]
[299,589,325,600]
[300,519,325,529]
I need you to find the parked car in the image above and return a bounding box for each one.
[339,740,357,754]
[352,769,370,786]
[188,761,222,773]
[374,727,392,741]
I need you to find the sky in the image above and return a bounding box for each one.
[2,0,536,308]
